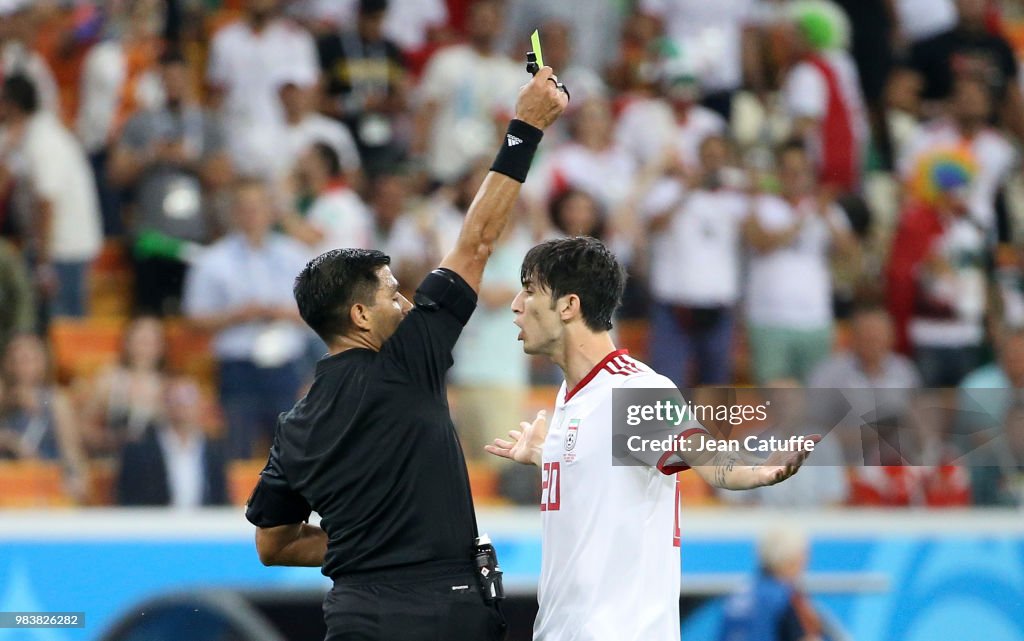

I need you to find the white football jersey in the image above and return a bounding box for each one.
[534,349,706,641]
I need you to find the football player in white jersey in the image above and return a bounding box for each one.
[486,236,817,641]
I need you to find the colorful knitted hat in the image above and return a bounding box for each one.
[909,146,978,205]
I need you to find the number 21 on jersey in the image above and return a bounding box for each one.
[541,462,560,511]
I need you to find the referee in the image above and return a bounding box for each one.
[244,67,567,640]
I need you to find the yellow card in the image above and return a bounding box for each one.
[531,30,544,69]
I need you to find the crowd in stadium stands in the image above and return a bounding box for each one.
[1,0,1024,509]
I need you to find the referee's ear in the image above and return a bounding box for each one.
[350,302,373,332]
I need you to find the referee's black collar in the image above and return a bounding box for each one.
[316,347,374,375]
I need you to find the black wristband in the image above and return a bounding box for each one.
[490,119,543,183]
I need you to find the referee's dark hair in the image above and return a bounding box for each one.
[1,74,39,115]
[294,249,391,342]
[520,236,625,332]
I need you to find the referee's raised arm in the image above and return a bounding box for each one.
[439,66,568,292]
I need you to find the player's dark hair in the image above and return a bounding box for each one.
[520,236,625,332]
[1,75,39,115]
[294,249,391,342]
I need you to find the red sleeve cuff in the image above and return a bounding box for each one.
[655,427,709,476]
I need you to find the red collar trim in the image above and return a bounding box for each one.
[564,349,629,402]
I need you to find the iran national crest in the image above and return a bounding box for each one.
[564,418,580,451]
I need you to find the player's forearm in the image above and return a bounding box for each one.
[440,172,523,290]
[694,452,766,490]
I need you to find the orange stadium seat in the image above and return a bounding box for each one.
[49,317,124,383]
[87,240,134,318]
[0,461,73,508]
[616,319,649,362]
[86,460,118,507]
[527,385,559,415]
[228,459,265,506]
[677,471,718,506]
[164,320,215,385]
[467,463,505,506]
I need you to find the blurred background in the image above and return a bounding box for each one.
[1,0,1024,639]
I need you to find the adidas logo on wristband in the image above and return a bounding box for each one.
[506,134,523,146]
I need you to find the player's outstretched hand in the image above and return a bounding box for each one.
[757,434,821,486]
[485,410,548,467]
[515,67,568,131]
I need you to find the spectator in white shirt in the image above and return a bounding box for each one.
[525,96,637,216]
[300,142,374,257]
[411,0,521,183]
[275,76,362,197]
[639,0,761,119]
[781,1,869,194]
[0,0,59,115]
[206,0,319,179]
[296,0,448,57]
[183,179,311,459]
[743,142,858,384]
[0,75,103,319]
[899,75,1017,233]
[895,0,959,46]
[76,0,166,236]
[615,62,727,170]
[642,135,749,387]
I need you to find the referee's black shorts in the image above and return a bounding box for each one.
[324,562,508,641]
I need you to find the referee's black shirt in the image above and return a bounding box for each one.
[245,269,480,579]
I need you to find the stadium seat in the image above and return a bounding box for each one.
[164,320,215,386]
[86,459,118,506]
[616,319,649,362]
[0,461,73,508]
[466,463,505,506]
[49,317,124,383]
[677,471,718,506]
[87,239,134,318]
[527,386,559,415]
